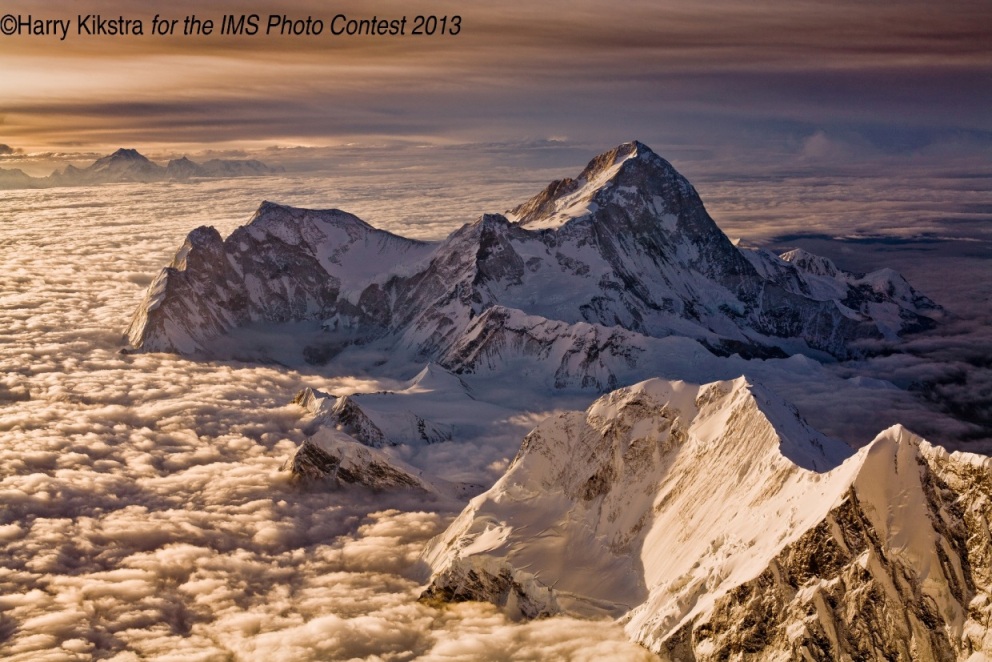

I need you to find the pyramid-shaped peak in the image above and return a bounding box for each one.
[404,362,472,396]
[89,148,153,168]
[509,140,702,230]
[577,140,657,177]
[98,148,149,163]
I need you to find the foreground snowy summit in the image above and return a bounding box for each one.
[421,377,992,660]
[125,141,939,380]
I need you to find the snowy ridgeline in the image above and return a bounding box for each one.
[422,376,992,660]
[126,140,940,373]
[119,141,992,660]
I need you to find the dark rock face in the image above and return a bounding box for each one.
[286,435,427,490]
[421,561,559,620]
[324,396,390,448]
[676,492,949,660]
[665,447,992,662]
[127,142,941,373]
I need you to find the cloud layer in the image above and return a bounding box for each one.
[1,144,989,659]
[0,164,674,659]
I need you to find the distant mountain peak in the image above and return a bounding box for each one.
[1,149,277,190]
[109,147,145,159]
[91,148,153,168]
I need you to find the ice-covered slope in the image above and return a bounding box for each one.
[421,377,992,659]
[126,141,939,368]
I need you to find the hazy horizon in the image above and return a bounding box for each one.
[1,0,990,169]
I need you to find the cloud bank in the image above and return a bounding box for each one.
[1,0,989,157]
[1,144,989,659]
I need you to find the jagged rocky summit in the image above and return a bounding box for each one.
[126,141,939,382]
[421,376,992,660]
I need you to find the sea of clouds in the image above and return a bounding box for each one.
[0,167,662,660]
[1,142,989,660]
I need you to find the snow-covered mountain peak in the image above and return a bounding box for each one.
[507,140,692,230]
[424,376,861,624]
[403,362,472,396]
[575,140,643,178]
[245,200,377,239]
[82,148,162,180]
[780,247,841,278]
[424,378,992,658]
[292,386,332,416]
[127,141,940,362]
[92,147,148,167]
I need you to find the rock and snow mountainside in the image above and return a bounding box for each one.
[287,428,435,492]
[421,377,992,660]
[293,364,477,448]
[126,141,939,376]
[285,363,505,495]
[126,203,435,354]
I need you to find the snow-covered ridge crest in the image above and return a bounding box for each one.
[421,377,992,659]
[125,200,435,354]
[126,142,940,366]
[505,140,660,229]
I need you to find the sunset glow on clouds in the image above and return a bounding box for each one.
[0,0,989,157]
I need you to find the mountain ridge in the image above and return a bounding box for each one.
[0,148,279,189]
[420,376,992,659]
[125,141,941,376]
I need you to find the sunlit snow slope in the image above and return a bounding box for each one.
[422,377,992,660]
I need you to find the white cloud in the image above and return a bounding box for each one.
[0,146,987,659]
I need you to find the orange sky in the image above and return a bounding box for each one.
[1,0,990,157]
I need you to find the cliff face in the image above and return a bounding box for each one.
[420,378,992,660]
